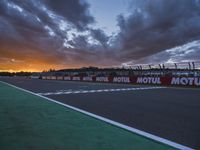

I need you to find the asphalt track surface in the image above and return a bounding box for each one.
[1,77,200,149]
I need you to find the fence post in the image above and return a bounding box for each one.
[174,63,177,69]
[192,62,195,70]
[188,62,191,70]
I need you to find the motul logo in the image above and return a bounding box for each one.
[171,77,200,86]
[137,77,161,84]
[46,76,51,80]
[57,76,63,80]
[96,77,109,82]
[64,76,71,80]
[83,77,93,81]
[72,77,80,81]
[51,76,56,80]
[113,77,130,83]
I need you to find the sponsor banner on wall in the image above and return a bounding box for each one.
[42,76,200,87]
[96,77,109,82]
[82,76,93,81]
[136,77,161,84]
[51,76,57,80]
[113,77,130,83]
[64,76,71,80]
[72,76,81,81]
[46,76,51,80]
[42,76,46,80]
[171,77,200,86]
[136,76,200,86]
[57,76,63,80]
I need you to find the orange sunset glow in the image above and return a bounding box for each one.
[0,48,65,72]
[0,0,200,72]
[0,56,86,72]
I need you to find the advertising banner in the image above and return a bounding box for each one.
[42,76,200,87]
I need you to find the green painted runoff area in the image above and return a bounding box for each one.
[0,82,176,150]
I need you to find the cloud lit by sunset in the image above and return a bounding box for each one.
[0,0,200,72]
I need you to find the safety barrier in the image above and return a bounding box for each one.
[41,76,200,87]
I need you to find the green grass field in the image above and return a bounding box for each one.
[0,82,176,150]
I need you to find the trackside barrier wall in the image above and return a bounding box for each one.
[41,76,200,87]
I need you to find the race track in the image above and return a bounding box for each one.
[1,77,200,149]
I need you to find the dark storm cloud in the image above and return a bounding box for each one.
[116,0,200,62]
[0,0,49,50]
[0,0,96,66]
[70,35,89,49]
[44,0,94,30]
[0,0,45,33]
[0,0,94,30]
[90,29,109,48]
[1,0,200,70]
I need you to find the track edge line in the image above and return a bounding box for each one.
[0,81,193,150]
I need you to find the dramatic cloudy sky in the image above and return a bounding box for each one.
[0,0,200,71]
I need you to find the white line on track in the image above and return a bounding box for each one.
[36,86,166,96]
[0,81,193,150]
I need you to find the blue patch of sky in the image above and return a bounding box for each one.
[87,0,131,35]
